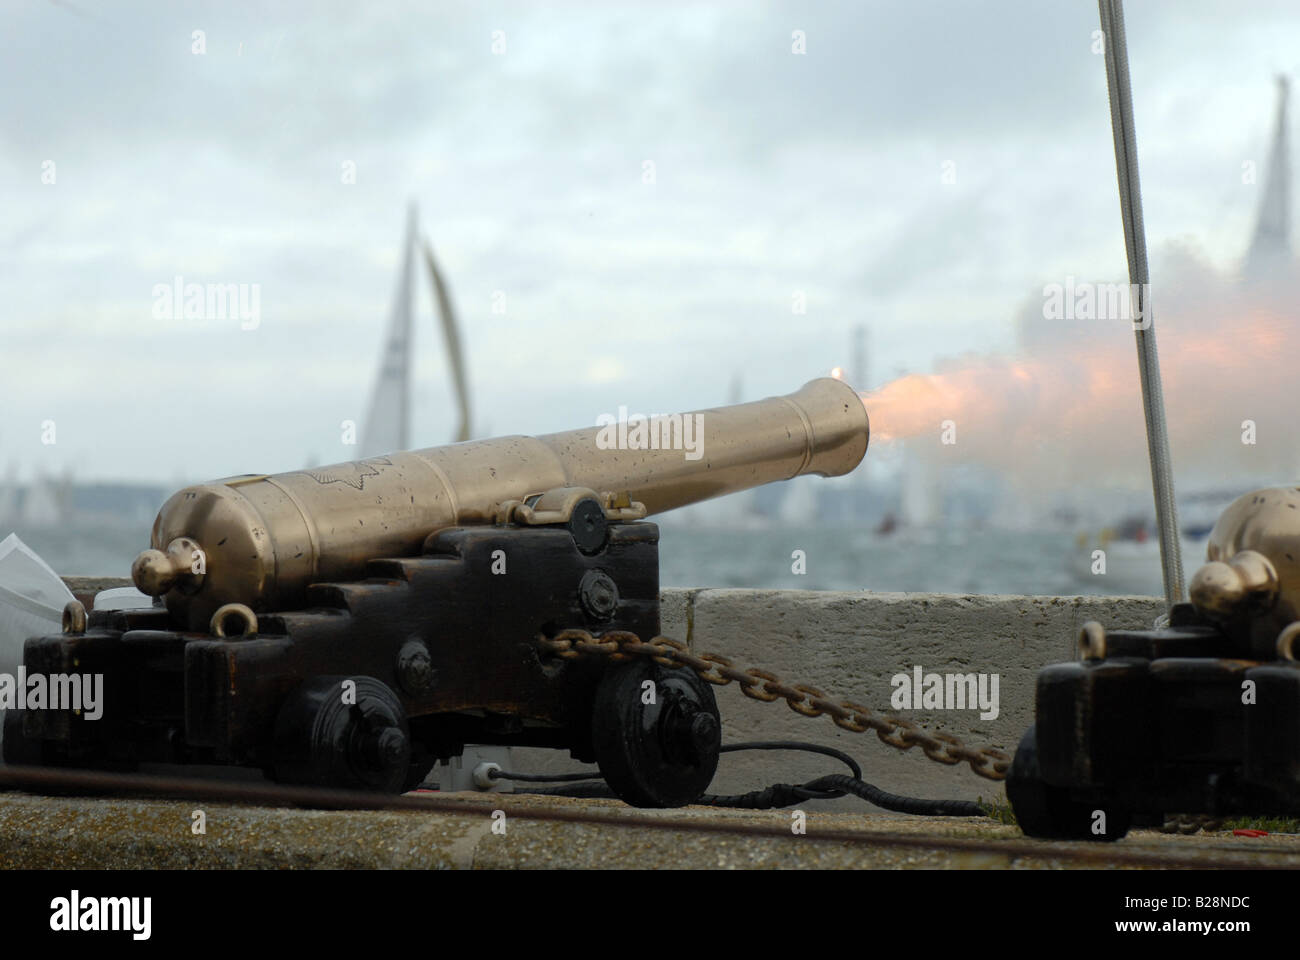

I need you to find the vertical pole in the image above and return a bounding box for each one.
[1097,0,1185,607]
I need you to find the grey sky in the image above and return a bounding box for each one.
[2,0,1297,483]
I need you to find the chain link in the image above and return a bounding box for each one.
[538,628,1012,781]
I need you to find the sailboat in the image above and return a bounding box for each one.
[1244,75,1291,280]
[897,440,943,540]
[1068,75,1294,592]
[0,466,17,528]
[360,204,474,457]
[17,472,63,528]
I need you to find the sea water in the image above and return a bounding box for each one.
[11,518,1169,599]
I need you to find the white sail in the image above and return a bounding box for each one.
[422,236,472,443]
[900,443,943,528]
[1245,75,1291,278]
[19,473,63,528]
[777,476,819,526]
[360,205,417,457]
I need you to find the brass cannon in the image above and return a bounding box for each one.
[1009,487,1300,839]
[6,379,868,806]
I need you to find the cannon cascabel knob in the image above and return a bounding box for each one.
[1189,487,1300,639]
[132,537,204,597]
[1189,550,1279,618]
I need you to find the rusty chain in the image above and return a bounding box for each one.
[537,628,1012,781]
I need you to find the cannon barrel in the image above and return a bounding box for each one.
[133,377,869,630]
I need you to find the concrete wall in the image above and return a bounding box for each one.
[63,578,1165,811]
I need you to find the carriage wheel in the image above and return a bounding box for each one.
[1007,725,1131,841]
[591,659,721,808]
[271,676,415,793]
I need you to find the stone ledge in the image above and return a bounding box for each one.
[0,791,1292,870]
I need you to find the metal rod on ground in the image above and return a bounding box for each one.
[1097,0,1185,608]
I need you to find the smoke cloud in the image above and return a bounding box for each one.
[862,245,1300,497]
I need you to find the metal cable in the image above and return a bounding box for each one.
[489,740,862,785]
[499,740,985,816]
[1098,0,1185,608]
[489,769,602,783]
[520,774,984,817]
[719,739,863,778]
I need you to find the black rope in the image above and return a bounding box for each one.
[798,774,984,817]
[489,740,986,817]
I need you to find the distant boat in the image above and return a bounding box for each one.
[1178,489,1242,539]
[18,473,63,528]
[1062,76,1293,590]
[1068,528,1209,595]
[777,476,820,526]
[0,467,16,527]
[899,443,943,529]
[1243,75,1291,280]
[360,204,473,457]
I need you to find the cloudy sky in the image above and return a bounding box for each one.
[2,0,1298,485]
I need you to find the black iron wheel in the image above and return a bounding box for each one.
[1006,725,1131,842]
[1,709,44,766]
[271,676,414,793]
[591,659,721,808]
[0,709,123,783]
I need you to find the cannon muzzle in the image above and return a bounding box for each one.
[134,377,869,629]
